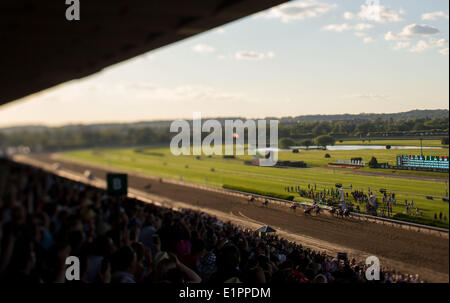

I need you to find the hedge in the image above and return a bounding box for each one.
[392,213,449,229]
[222,184,295,201]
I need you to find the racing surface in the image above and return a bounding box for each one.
[25,153,450,282]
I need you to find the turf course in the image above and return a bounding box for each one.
[60,144,449,227]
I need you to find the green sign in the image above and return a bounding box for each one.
[107,173,128,196]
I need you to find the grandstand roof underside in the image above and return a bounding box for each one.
[0,0,288,107]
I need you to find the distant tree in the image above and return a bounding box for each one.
[279,138,296,149]
[299,139,314,149]
[324,153,331,158]
[442,137,449,145]
[315,135,335,148]
[292,149,299,154]
[386,145,391,150]
[369,156,378,168]
[311,124,322,136]
[413,120,425,131]
[356,121,373,135]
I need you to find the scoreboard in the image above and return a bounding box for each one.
[396,155,449,170]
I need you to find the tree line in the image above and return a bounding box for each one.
[0,116,448,151]
[278,117,448,139]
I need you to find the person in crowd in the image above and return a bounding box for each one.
[111,246,138,283]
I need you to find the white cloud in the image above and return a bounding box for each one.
[432,38,449,48]
[439,48,449,55]
[354,32,367,37]
[192,44,215,53]
[124,82,159,91]
[219,51,275,61]
[354,23,374,31]
[345,93,389,101]
[392,41,411,50]
[410,40,432,53]
[384,31,401,41]
[235,51,266,60]
[409,39,448,53]
[323,23,372,33]
[363,37,374,44]
[343,11,355,20]
[422,11,449,21]
[385,24,440,41]
[125,83,252,104]
[403,24,440,36]
[323,23,352,32]
[255,1,337,23]
[358,4,403,23]
[21,81,256,108]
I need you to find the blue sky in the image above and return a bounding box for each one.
[0,0,448,126]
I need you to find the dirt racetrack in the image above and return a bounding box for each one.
[22,154,450,282]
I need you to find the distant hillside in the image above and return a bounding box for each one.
[0,109,448,133]
[278,109,449,124]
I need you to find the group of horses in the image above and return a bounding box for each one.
[248,196,269,208]
[329,206,351,218]
[248,195,351,219]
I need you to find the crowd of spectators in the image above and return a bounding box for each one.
[0,159,424,283]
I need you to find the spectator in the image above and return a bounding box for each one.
[111,246,138,283]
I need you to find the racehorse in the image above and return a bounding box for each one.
[329,206,336,215]
[248,195,255,204]
[304,205,321,216]
[336,208,350,219]
[304,207,313,215]
[262,199,269,207]
[313,205,321,215]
